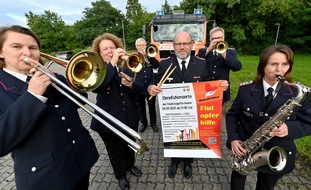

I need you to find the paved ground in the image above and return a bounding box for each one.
[0,64,310,189]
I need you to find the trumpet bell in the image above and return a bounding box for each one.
[215,41,228,54]
[146,44,158,57]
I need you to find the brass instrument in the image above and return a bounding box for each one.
[146,44,158,58]
[215,41,228,54]
[41,51,105,92]
[144,44,158,65]
[26,51,148,156]
[231,76,308,175]
[119,52,145,73]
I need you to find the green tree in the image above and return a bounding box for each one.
[162,0,172,14]
[124,0,155,50]
[126,0,145,23]
[72,0,125,48]
[25,10,72,53]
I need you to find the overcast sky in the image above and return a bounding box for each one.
[0,0,182,27]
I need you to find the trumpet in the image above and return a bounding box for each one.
[143,44,158,65]
[27,51,148,155]
[146,44,158,58]
[215,41,228,54]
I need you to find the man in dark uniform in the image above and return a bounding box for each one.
[135,38,160,133]
[197,27,242,104]
[148,31,229,179]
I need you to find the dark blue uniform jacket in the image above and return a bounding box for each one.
[226,81,311,175]
[197,48,242,102]
[0,69,99,190]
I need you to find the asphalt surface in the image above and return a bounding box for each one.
[0,64,310,189]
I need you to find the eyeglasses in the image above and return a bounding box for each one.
[173,42,192,47]
[211,36,224,40]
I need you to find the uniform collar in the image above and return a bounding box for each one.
[3,68,28,82]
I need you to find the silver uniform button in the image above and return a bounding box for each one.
[264,113,268,116]
[55,105,59,108]
[31,167,36,172]
[289,151,292,155]
[72,140,75,144]
[247,108,250,111]
[67,128,71,132]
[62,116,66,120]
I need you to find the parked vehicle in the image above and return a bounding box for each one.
[55,51,74,60]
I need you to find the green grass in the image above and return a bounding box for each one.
[227,54,311,159]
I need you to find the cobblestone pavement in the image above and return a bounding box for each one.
[0,64,310,189]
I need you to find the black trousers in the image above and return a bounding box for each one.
[73,172,90,190]
[171,157,193,166]
[138,94,156,124]
[230,170,284,190]
[98,132,136,180]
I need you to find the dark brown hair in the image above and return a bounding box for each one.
[255,45,294,83]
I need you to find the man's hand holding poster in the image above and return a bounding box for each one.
[158,80,224,158]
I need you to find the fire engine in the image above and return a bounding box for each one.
[143,9,212,62]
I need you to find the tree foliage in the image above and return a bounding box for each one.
[72,0,125,49]
[124,0,155,50]
[24,0,311,54]
[25,10,72,53]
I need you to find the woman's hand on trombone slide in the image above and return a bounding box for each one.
[24,58,54,96]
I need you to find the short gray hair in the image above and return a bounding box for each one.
[135,38,146,46]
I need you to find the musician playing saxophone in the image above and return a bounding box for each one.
[226,45,311,190]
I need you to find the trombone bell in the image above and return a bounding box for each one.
[215,41,228,54]
[41,51,106,92]
[67,51,106,91]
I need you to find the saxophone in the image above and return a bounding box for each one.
[231,76,309,175]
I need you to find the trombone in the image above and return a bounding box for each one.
[27,51,148,156]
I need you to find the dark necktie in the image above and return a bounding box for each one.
[265,87,274,106]
[26,75,32,83]
[181,61,186,77]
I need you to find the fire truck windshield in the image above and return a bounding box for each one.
[152,23,205,42]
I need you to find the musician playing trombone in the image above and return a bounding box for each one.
[197,27,242,104]
[0,25,99,189]
[90,33,144,190]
